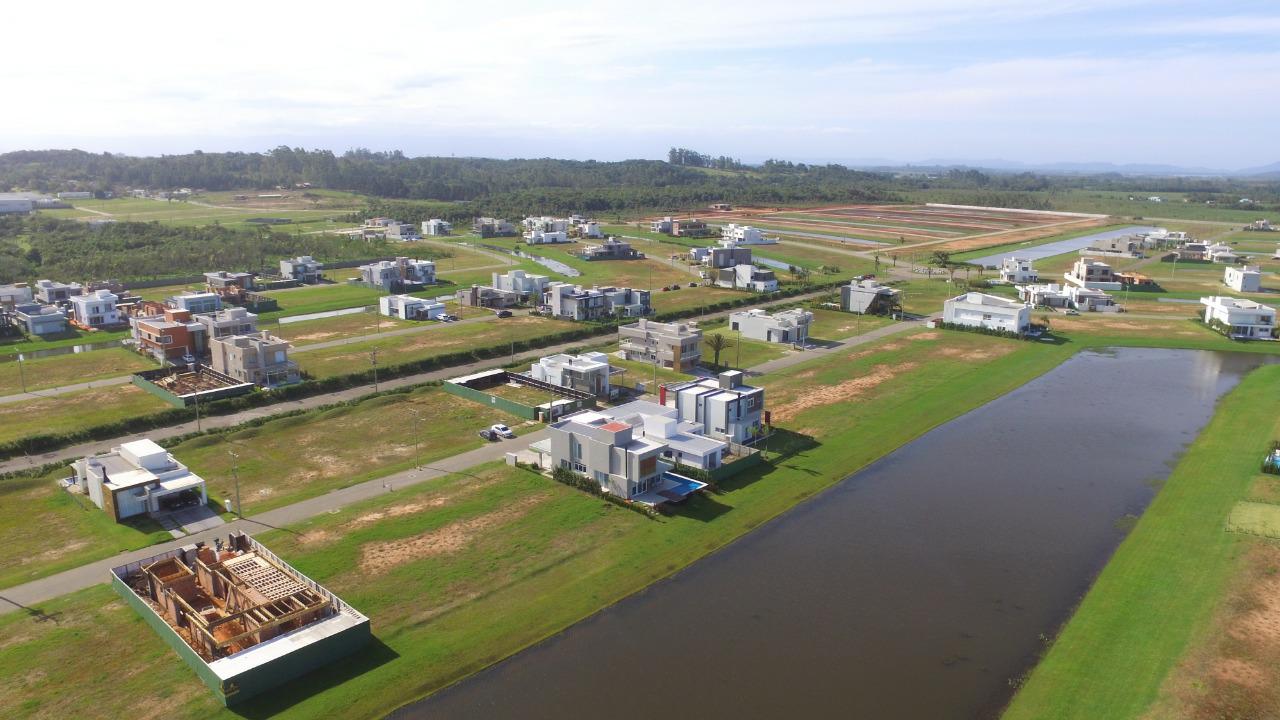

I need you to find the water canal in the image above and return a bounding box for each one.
[396,347,1276,719]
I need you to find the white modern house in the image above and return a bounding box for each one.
[279,256,323,284]
[422,219,453,236]
[591,399,730,471]
[379,294,445,320]
[661,371,766,444]
[540,411,672,501]
[1200,296,1277,340]
[714,264,778,292]
[71,439,207,522]
[358,257,436,291]
[1000,257,1039,283]
[525,229,570,244]
[492,269,550,300]
[942,292,1032,334]
[1063,285,1119,312]
[523,216,569,233]
[542,283,651,320]
[12,302,68,335]
[721,224,779,245]
[68,289,122,327]
[1225,265,1262,293]
[1017,283,1071,309]
[650,217,674,234]
[529,352,612,397]
[729,308,813,344]
[577,221,603,238]
[384,222,420,241]
[1064,258,1123,291]
[1207,243,1242,264]
[168,291,222,314]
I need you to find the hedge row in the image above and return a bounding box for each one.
[0,283,839,461]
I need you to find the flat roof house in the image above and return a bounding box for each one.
[538,410,707,506]
[197,307,259,340]
[1063,285,1118,312]
[473,217,517,238]
[1201,296,1277,340]
[530,351,612,397]
[358,257,435,292]
[379,294,445,320]
[71,439,207,521]
[12,302,67,336]
[1225,265,1262,293]
[721,224,778,245]
[132,307,207,361]
[523,216,570,233]
[1017,282,1071,309]
[672,218,711,238]
[650,216,674,234]
[204,271,257,296]
[841,279,902,315]
[110,532,370,705]
[209,332,299,387]
[279,256,323,284]
[492,269,549,300]
[422,218,453,236]
[384,222,420,241]
[729,307,813,344]
[1000,257,1039,284]
[525,229,569,245]
[457,284,520,309]
[1208,243,1242,264]
[580,237,642,260]
[661,370,766,444]
[589,399,730,471]
[0,282,32,310]
[618,318,702,371]
[1064,258,1122,291]
[707,245,753,269]
[68,289,123,328]
[169,291,223,314]
[943,292,1031,335]
[714,264,778,292]
[542,283,651,320]
[577,221,603,238]
[34,278,83,304]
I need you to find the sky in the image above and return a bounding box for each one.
[2,0,1278,169]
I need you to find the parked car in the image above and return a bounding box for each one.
[477,429,499,441]
[496,310,513,318]
[1064,309,1080,316]
[688,282,698,288]
[490,423,516,439]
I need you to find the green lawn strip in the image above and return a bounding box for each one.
[0,347,157,395]
[1224,501,1280,539]
[271,312,411,346]
[258,284,387,320]
[0,384,170,445]
[1003,364,1280,720]
[806,307,895,341]
[695,319,791,369]
[0,332,1073,720]
[0,327,132,355]
[294,316,576,379]
[0,469,173,590]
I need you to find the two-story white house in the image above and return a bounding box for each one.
[1064,258,1123,291]
[71,439,207,522]
[422,219,453,236]
[529,352,612,397]
[661,370,766,444]
[1201,296,1277,340]
[1000,257,1039,284]
[379,294,445,320]
[68,289,122,328]
[729,308,813,344]
[721,224,779,245]
[1224,265,1262,293]
[942,292,1032,334]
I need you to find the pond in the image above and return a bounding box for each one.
[395,347,1276,719]
[968,225,1159,268]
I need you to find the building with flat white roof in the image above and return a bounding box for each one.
[841,279,901,315]
[942,292,1032,334]
[721,224,779,245]
[358,257,435,291]
[714,264,778,292]
[525,229,570,244]
[1201,296,1277,340]
[1224,265,1262,293]
[72,439,207,521]
[422,219,452,236]
[542,283,651,320]
[729,307,812,344]
[67,289,122,328]
[1017,283,1071,309]
[34,278,83,304]
[1063,285,1118,312]
[492,269,550,300]
[597,399,729,471]
[279,256,323,284]
[1000,257,1039,284]
[0,282,32,310]
[11,302,68,335]
[169,291,222,314]
[618,318,702,371]
[530,352,612,397]
[379,294,445,320]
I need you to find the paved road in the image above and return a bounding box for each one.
[0,291,830,474]
[0,429,547,615]
[0,288,911,612]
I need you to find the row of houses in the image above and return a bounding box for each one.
[688,243,779,292]
[131,303,299,385]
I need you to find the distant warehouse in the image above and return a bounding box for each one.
[0,192,35,214]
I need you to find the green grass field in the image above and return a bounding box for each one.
[0,330,1078,720]
[0,384,170,445]
[695,318,792,369]
[0,347,156,396]
[1003,365,1280,719]
[258,283,387,320]
[0,327,132,356]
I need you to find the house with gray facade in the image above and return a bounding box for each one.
[618,318,702,371]
[841,279,902,315]
[209,332,299,387]
[661,370,766,444]
[729,307,812,344]
[279,256,323,284]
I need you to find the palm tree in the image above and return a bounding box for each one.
[794,266,812,288]
[707,333,734,369]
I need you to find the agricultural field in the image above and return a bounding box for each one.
[0,347,156,396]
[294,315,577,378]
[41,191,365,231]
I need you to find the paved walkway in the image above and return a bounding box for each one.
[0,375,134,405]
[0,292,924,613]
[0,429,546,615]
[0,291,830,474]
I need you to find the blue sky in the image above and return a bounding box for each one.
[1,0,1277,168]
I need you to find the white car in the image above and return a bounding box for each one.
[490,423,516,439]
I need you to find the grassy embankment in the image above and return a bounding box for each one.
[0,330,1079,720]
[1004,363,1280,719]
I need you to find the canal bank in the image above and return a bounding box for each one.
[394,348,1276,720]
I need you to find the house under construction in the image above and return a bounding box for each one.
[111,532,370,705]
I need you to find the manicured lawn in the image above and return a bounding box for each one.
[1003,365,1280,720]
[272,312,411,346]
[0,347,156,395]
[294,316,577,378]
[0,466,173,590]
[0,330,1076,720]
[590,349,695,389]
[696,318,791,370]
[650,285,749,314]
[807,307,896,341]
[0,384,170,445]
[0,327,131,355]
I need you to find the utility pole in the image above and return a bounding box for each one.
[227,449,242,519]
[194,389,202,432]
[408,407,423,468]
[735,329,741,368]
[370,348,379,392]
[16,353,26,393]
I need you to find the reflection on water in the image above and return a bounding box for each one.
[398,348,1276,720]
